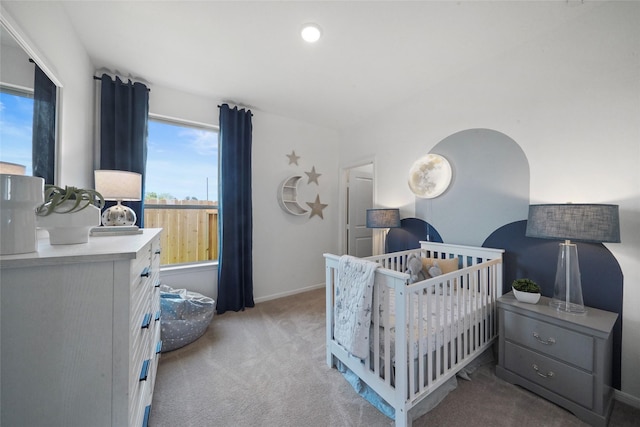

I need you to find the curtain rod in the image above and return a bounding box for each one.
[93,75,150,92]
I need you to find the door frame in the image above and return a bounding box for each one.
[338,156,376,255]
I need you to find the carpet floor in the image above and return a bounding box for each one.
[149,288,639,426]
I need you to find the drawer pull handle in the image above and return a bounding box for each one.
[533,332,556,345]
[140,267,151,278]
[143,405,151,427]
[139,359,150,381]
[141,313,152,329]
[532,364,554,379]
[155,249,161,255]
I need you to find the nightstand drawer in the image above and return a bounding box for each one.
[503,310,593,371]
[504,341,594,409]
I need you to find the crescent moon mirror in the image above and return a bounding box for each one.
[278,175,310,215]
[408,154,452,198]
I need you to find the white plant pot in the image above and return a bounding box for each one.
[512,287,541,304]
[37,201,101,245]
[0,174,45,255]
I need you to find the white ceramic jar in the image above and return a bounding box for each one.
[0,174,44,255]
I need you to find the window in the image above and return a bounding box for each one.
[144,116,219,266]
[0,87,34,174]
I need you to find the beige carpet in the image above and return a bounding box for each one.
[149,288,639,427]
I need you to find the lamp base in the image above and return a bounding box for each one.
[101,202,137,227]
[550,241,586,314]
[549,298,587,314]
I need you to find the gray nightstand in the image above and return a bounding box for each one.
[496,292,618,427]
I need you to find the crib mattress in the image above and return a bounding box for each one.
[371,290,486,360]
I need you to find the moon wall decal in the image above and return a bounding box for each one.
[408,153,452,198]
[278,175,310,215]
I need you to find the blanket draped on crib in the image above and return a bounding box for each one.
[334,255,378,359]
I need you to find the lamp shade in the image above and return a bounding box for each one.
[526,204,620,243]
[94,170,142,201]
[366,208,401,228]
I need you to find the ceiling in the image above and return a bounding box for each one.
[55,1,602,131]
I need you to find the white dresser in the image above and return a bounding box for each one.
[0,228,163,427]
[496,292,618,427]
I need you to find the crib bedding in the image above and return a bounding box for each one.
[372,289,485,360]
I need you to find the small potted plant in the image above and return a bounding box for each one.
[36,185,105,244]
[512,278,541,304]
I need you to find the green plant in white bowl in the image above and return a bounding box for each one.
[36,185,105,245]
[512,278,541,304]
[36,185,104,216]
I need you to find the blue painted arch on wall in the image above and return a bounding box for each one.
[386,217,442,252]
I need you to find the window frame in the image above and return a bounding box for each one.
[145,113,220,267]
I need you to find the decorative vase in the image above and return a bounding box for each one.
[36,201,101,244]
[512,287,541,304]
[0,174,45,255]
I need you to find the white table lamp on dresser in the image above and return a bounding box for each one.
[0,228,163,427]
[94,169,142,227]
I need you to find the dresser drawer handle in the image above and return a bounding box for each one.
[532,332,556,345]
[139,359,150,381]
[532,364,554,379]
[140,267,151,277]
[141,313,152,329]
[155,248,161,255]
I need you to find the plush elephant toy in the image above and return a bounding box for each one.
[405,253,426,284]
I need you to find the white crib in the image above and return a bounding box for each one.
[325,241,504,427]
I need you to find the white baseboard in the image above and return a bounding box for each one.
[254,283,325,304]
[615,390,640,409]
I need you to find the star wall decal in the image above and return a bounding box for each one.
[286,150,300,165]
[306,194,328,219]
[305,166,322,185]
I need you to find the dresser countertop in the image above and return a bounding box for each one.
[497,292,618,335]
[0,228,162,268]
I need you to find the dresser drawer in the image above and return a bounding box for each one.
[503,309,593,371]
[504,341,594,409]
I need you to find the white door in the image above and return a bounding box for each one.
[347,166,373,257]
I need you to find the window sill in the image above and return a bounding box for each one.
[160,261,218,273]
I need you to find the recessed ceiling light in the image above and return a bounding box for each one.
[301,24,322,43]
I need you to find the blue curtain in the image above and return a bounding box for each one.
[217,104,254,314]
[99,74,149,226]
[32,64,56,185]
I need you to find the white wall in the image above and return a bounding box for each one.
[251,112,340,301]
[340,1,640,401]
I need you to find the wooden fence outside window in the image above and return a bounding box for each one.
[144,199,218,266]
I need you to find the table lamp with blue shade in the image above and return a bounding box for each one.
[366,208,401,253]
[526,203,620,314]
